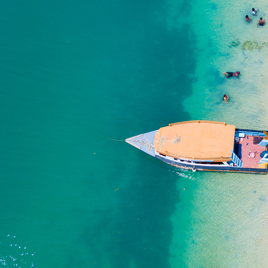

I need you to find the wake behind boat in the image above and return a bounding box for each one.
[126,120,268,174]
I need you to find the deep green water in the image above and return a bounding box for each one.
[0,0,196,267]
[1,0,268,267]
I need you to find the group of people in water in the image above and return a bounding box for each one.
[245,8,265,25]
[222,72,240,102]
[221,7,264,102]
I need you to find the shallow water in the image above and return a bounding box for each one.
[169,0,268,267]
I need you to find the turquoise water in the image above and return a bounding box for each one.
[0,0,268,267]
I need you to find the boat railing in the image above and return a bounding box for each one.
[231,151,243,167]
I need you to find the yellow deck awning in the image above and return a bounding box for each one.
[154,120,235,162]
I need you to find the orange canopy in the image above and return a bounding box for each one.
[154,121,235,162]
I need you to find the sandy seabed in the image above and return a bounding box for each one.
[167,0,268,267]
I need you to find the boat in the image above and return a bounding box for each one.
[125,120,268,174]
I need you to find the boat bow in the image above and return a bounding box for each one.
[125,130,157,157]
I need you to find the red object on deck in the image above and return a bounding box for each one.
[237,135,266,168]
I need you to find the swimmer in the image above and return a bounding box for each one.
[223,71,240,78]
[245,15,251,22]
[252,8,258,15]
[223,94,229,102]
[259,17,265,25]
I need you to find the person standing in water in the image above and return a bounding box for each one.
[223,72,240,78]
[223,94,229,102]
[252,8,258,15]
[245,15,251,22]
[259,17,265,25]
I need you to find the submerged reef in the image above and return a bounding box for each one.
[229,39,268,51]
[229,39,240,48]
[242,41,268,51]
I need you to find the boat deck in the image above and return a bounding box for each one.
[236,135,266,168]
